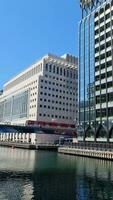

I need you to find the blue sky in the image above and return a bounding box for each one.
[0,0,81,89]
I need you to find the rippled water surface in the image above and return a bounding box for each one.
[0,147,113,200]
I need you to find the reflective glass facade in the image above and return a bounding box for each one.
[79,14,95,138]
[79,0,113,142]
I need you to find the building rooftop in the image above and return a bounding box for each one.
[4,53,77,87]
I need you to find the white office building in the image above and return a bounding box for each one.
[0,53,78,126]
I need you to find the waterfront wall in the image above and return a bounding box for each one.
[58,147,113,160]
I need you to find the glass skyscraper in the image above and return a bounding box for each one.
[79,0,113,142]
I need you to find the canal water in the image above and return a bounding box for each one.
[0,147,113,200]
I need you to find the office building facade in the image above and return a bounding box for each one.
[79,0,113,141]
[0,53,78,126]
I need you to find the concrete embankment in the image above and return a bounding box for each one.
[0,141,58,151]
[58,147,113,160]
[0,141,36,149]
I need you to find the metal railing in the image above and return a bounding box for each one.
[62,141,113,152]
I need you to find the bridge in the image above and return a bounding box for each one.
[0,124,73,149]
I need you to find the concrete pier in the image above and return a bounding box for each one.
[58,147,113,160]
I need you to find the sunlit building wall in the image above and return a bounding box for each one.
[0,53,78,125]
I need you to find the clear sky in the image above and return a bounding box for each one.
[0,0,81,89]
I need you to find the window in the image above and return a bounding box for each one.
[60,68,62,75]
[99,8,104,14]
[53,65,55,73]
[70,71,72,78]
[57,67,59,74]
[45,63,48,71]
[95,12,98,17]
[64,69,66,76]
[105,13,110,20]
[100,17,104,23]
[67,70,69,77]
[49,65,52,72]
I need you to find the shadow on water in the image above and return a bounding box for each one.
[0,147,113,200]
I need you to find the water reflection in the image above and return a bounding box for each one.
[0,147,113,199]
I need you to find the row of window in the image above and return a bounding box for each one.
[96,81,113,90]
[95,50,111,62]
[40,86,75,94]
[30,105,36,109]
[40,85,75,91]
[30,98,36,103]
[95,71,113,81]
[44,74,77,81]
[95,41,112,53]
[29,114,36,117]
[95,11,113,26]
[95,3,113,18]
[95,30,113,44]
[45,63,75,79]
[40,97,75,102]
[96,107,113,118]
[41,78,74,85]
[30,92,37,96]
[39,104,75,108]
[40,91,75,96]
[96,92,113,104]
[39,113,72,119]
[95,60,112,72]
[30,86,37,90]
[95,21,113,35]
